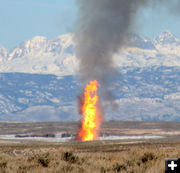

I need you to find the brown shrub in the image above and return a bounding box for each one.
[113,163,126,172]
[62,151,79,164]
[141,152,156,163]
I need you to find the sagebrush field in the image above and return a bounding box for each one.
[0,142,180,173]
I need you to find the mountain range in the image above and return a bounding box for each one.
[0,31,180,122]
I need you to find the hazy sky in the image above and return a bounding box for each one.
[0,0,180,49]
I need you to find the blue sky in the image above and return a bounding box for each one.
[0,0,180,49]
[0,0,77,48]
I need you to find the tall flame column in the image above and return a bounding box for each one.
[77,80,102,141]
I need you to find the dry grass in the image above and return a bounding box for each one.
[0,142,180,173]
[1,121,180,172]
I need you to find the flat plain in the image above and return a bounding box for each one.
[0,121,180,173]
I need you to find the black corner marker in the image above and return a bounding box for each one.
[165,158,180,173]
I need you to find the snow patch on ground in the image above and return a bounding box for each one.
[0,135,163,143]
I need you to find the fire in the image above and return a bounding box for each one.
[77,80,102,141]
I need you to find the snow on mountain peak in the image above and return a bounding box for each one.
[53,33,74,48]
[24,36,48,47]
[7,36,51,60]
[0,31,180,75]
[154,30,180,46]
[21,36,50,52]
[126,33,155,50]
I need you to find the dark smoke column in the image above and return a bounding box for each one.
[74,0,137,84]
[74,0,180,83]
[74,0,142,141]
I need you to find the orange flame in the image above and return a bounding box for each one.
[77,80,102,141]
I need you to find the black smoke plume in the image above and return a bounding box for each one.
[74,0,138,84]
[74,0,180,81]
[74,0,180,104]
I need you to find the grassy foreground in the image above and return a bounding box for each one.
[0,142,180,173]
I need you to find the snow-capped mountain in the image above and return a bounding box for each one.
[0,34,77,75]
[0,31,180,122]
[126,33,155,50]
[153,31,180,46]
[1,31,180,76]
